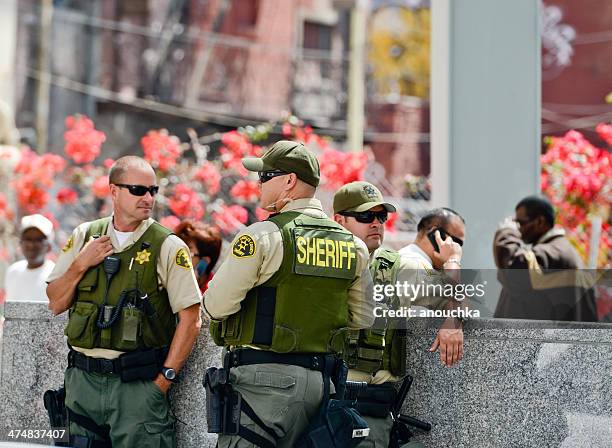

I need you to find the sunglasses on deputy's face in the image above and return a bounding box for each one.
[113,184,160,196]
[258,170,288,183]
[339,210,389,224]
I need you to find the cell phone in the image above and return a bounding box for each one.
[427,228,448,254]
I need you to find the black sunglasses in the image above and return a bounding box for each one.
[340,210,389,224]
[258,170,288,183]
[113,184,159,197]
[438,228,464,247]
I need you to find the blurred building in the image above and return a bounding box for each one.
[541,0,612,147]
[13,0,432,198]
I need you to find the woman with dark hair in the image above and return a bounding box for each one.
[175,220,222,292]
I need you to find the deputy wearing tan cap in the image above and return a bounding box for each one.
[333,181,465,448]
[205,140,374,447]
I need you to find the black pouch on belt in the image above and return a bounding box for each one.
[118,349,159,382]
[354,383,397,418]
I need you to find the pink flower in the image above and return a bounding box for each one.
[56,187,78,205]
[212,204,248,234]
[596,123,612,147]
[141,129,182,171]
[0,192,13,220]
[168,185,204,220]
[92,175,110,199]
[385,212,398,233]
[13,176,49,213]
[64,115,106,164]
[103,158,115,169]
[193,162,221,195]
[318,148,368,189]
[160,215,181,231]
[230,180,260,202]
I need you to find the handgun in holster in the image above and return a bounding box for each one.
[203,367,241,435]
[43,387,70,446]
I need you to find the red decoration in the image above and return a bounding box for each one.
[160,215,181,231]
[168,185,205,220]
[230,180,260,202]
[141,129,182,171]
[193,162,221,195]
[56,188,78,205]
[541,125,612,267]
[92,175,110,199]
[212,204,248,234]
[64,115,106,164]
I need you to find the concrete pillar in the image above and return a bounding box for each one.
[431,0,541,269]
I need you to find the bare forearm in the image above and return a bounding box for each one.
[47,261,87,315]
[163,304,202,373]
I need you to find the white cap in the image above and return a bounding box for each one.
[21,214,54,239]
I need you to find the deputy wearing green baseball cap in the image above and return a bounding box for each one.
[242,139,320,187]
[333,181,465,448]
[204,141,375,447]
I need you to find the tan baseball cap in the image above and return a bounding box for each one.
[333,181,397,214]
[21,214,54,239]
[242,140,320,187]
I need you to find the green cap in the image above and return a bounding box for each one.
[333,181,397,214]
[242,140,320,187]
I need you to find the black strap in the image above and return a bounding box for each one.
[226,349,328,372]
[240,399,278,443]
[67,408,111,443]
[252,287,276,346]
[238,426,276,448]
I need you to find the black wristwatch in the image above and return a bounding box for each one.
[161,367,178,383]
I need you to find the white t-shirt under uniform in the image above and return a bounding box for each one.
[4,259,55,302]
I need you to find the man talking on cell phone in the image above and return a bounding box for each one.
[398,208,467,365]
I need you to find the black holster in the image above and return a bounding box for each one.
[203,367,241,435]
[43,387,70,446]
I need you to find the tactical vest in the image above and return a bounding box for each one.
[64,218,176,351]
[210,212,358,354]
[347,248,407,377]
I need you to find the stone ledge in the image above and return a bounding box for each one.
[1,302,610,447]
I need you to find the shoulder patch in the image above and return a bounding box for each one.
[62,236,73,253]
[232,235,256,258]
[175,247,193,269]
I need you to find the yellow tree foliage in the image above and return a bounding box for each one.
[368,7,431,99]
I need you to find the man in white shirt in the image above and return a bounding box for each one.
[4,214,55,302]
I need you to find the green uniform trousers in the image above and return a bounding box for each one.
[65,366,175,447]
[358,415,424,448]
[217,363,325,448]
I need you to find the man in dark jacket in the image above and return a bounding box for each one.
[493,195,597,321]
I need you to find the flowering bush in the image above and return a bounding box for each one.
[0,114,375,257]
[64,115,106,164]
[541,124,612,268]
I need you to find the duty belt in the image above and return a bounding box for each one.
[68,351,121,374]
[225,348,334,372]
[67,347,168,375]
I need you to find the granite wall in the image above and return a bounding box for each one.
[0,301,610,447]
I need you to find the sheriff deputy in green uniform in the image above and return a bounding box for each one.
[203,140,375,447]
[47,156,202,447]
[333,181,465,448]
